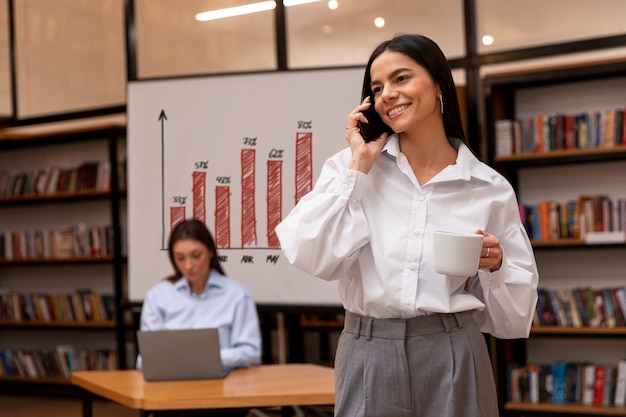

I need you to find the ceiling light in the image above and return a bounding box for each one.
[374,17,385,28]
[284,0,321,5]
[482,35,495,46]
[196,0,321,22]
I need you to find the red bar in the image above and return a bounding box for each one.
[170,206,186,232]
[192,171,206,223]
[266,159,283,248]
[215,185,231,248]
[241,148,257,248]
[295,132,313,204]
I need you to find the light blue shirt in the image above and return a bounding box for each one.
[137,270,262,372]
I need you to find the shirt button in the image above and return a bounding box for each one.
[408,263,417,270]
[342,183,349,190]
[418,194,425,201]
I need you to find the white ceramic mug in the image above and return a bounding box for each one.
[433,231,484,277]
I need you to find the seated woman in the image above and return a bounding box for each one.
[137,218,262,374]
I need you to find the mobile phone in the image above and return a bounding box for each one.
[358,96,393,142]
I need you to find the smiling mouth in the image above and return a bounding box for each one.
[387,104,410,117]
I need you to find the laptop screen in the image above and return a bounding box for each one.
[137,328,226,381]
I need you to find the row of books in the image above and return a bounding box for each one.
[534,287,626,328]
[0,158,127,199]
[0,345,118,379]
[0,289,115,323]
[494,107,626,157]
[0,224,119,261]
[519,195,626,242]
[507,360,626,407]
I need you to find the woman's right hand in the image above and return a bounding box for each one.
[345,97,388,174]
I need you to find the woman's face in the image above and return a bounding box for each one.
[172,238,211,291]
[369,50,440,135]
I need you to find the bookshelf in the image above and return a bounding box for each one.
[0,119,129,385]
[484,59,626,416]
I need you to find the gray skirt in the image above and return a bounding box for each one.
[334,310,499,417]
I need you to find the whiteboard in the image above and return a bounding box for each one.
[127,67,366,306]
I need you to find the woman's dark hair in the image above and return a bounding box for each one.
[166,218,225,282]
[361,34,467,145]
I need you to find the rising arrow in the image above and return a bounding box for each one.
[159,109,167,250]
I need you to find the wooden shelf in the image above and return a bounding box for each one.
[531,326,626,336]
[530,239,626,249]
[0,189,126,206]
[0,120,130,377]
[494,146,626,168]
[484,57,626,417]
[0,375,71,385]
[495,146,626,162]
[300,315,344,329]
[0,255,127,266]
[0,320,117,329]
[505,401,626,415]
[0,118,125,149]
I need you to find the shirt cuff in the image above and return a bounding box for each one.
[478,251,508,288]
[333,168,366,201]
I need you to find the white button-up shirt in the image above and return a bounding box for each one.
[275,136,538,339]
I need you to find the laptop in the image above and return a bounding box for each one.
[136,328,226,381]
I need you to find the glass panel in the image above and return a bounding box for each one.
[286,0,465,69]
[14,0,126,118]
[477,0,626,54]
[0,0,11,118]
[135,0,277,78]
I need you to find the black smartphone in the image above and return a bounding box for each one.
[358,96,393,142]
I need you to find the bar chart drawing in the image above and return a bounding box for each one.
[215,185,231,248]
[165,130,313,250]
[240,148,257,248]
[128,66,362,304]
[192,171,206,224]
[294,132,313,205]
[266,158,283,249]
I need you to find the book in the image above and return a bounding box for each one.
[538,364,553,402]
[549,289,568,326]
[580,287,601,327]
[582,364,596,405]
[509,365,527,402]
[528,363,539,403]
[593,365,606,405]
[55,344,76,378]
[613,288,626,326]
[566,362,581,402]
[614,359,626,406]
[613,289,626,328]
[556,288,581,327]
[536,288,557,326]
[552,361,568,404]
[603,365,617,406]
[495,119,514,157]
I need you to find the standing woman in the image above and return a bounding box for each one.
[138,218,262,374]
[275,34,538,417]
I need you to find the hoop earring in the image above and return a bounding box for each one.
[438,94,444,114]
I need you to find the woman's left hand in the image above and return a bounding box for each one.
[475,230,502,272]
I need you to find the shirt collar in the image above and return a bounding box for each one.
[172,269,224,294]
[382,134,493,183]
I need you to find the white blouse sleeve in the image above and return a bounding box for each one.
[469,223,539,339]
[275,154,370,281]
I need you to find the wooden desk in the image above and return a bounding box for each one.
[71,363,335,417]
